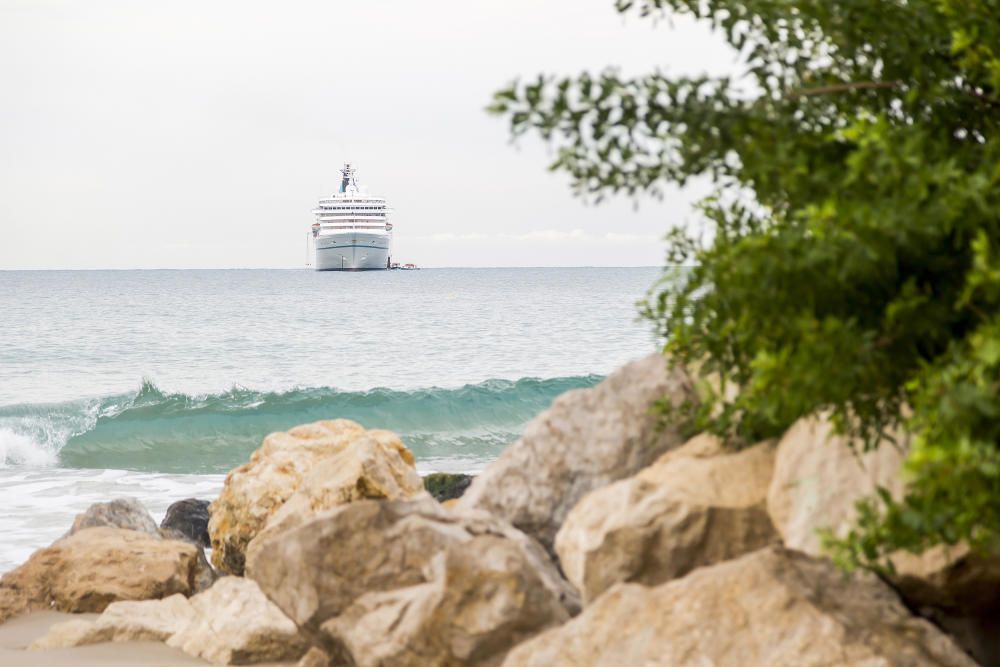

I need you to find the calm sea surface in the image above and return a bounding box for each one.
[0,267,661,571]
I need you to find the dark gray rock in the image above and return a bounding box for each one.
[160,498,211,548]
[423,473,474,502]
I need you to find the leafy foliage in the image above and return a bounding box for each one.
[489,0,1000,564]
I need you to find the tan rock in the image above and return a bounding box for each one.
[766,413,1000,663]
[889,543,1000,611]
[766,413,909,554]
[209,419,423,575]
[297,646,331,667]
[323,535,569,667]
[29,594,196,649]
[247,496,579,638]
[502,546,977,667]
[0,527,214,623]
[27,620,98,649]
[166,576,308,665]
[888,544,1000,665]
[555,435,778,603]
[245,430,426,567]
[27,578,307,665]
[457,353,695,552]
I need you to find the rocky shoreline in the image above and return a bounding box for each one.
[0,353,996,666]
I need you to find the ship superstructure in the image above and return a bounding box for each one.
[311,164,392,271]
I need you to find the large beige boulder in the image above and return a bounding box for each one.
[555,434,778,603]
[166,577,308,665]
[29,594,196,649]
[247,496,579,638]
[766,414,1000,662]
[209,419,424,574]
[502,546,978,667]
[766,414,909,554]
[457,353,694,551]
[323,535,570,667]
[0,527,215,623]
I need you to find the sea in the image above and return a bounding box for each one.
[0,267,661,572]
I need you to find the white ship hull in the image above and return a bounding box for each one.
[314,231,391,271]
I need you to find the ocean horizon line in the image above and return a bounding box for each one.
[0,265,675,272]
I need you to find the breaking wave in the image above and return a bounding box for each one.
[0,376,599,473]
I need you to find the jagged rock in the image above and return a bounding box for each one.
[889,543,1000,614]
[766,414,909,554]
[423,472,474,502]
[297,647,332,667]
[28,578,306,666]
[161,498,211,548]
[888,544,1000,666]
[0,527,214,623]
[67,497,160,537]
[166,577,308,665]
[323,535,569,667]
[244,430,427,569]
[247,496,579,639]
[765,413,1000,662]
[502,546,978,667]
[209,419,424,575]
[25,619,97,649]
[29,594,196,649]
[555,435,778,603]
[457,353,694,552]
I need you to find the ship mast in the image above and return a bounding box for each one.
[339,163,355,194]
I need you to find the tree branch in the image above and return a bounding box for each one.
[787,80,904,99]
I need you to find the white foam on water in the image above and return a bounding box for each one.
[0,428,58,468]
[0,467,225,574]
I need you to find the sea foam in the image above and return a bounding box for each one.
[0,428,58,467]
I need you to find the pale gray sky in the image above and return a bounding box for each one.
[0,0,735,269]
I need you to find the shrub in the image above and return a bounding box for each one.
[489,0,1000,565]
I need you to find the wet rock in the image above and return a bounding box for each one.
[247,496,578,639]
[0,527,214,623]
[67,497,160,538]
[209,419,424,575]
[423,472,474,502]
[457,353,695,552]
[160,498,211,548]
[555,435,778,603]
[167,577,309,665]
[323,535,569,667]
[502,546,978,667]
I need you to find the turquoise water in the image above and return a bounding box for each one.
[0,267,659,570]
[4,376,599,474]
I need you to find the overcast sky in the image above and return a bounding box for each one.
[0,0,735,269]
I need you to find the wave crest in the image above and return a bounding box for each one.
[0,376,599,473]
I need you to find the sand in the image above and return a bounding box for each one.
[0,611,297,666]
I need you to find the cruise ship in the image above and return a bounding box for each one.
[311,164,392,271]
